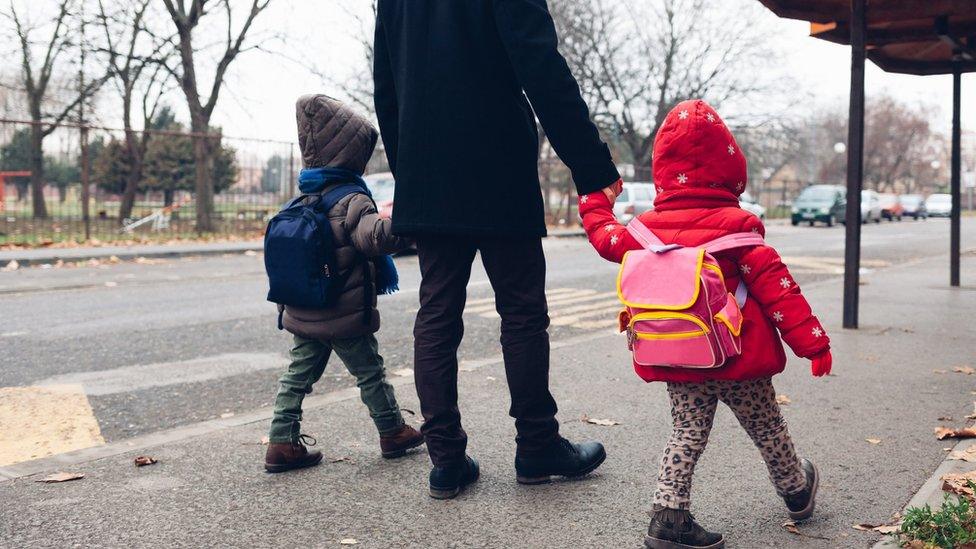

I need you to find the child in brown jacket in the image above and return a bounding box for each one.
[264,95,423,472]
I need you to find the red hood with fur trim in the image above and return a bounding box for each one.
[652,99,747,211]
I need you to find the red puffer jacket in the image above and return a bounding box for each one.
[579,99,830,383]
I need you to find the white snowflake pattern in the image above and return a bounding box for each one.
[812,326,824,338]
[751,227,759,233]
[706,112,715,122]
[772,311,784,323]
[678,110,689,120]
[779,277,792,289]
[604,225,614,232]
[610,235,619,246]
[580,194,589,203]
[735,182,745,192]
[727,144,735,155]
[677,173,688,184]
[656,185,664,193]
[740,264,751,275]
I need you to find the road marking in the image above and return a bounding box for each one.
[465,288,594,313]
[36,353,288,396]
[0,331,28,337]
[473,291,616,317]
[0,385,104,467]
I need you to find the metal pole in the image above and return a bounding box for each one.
[80,125,91,241]
[950,68,962,287]
[843,0,866,329]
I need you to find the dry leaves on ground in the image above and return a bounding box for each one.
[948,445,976,463]
[933,369,949,374]
[580,414,621,427]
[390,368,414,377]
[220,412,235,419]
[35,472,84,483]
[966,403,976,420]
[776,394,791,405]
[330,457,354,464]
[955,366,976,375]
[941,470,976,500]
[935,426,976,440]
[866,438,882,445]
[939,416,955,421]
[853,522,901,534]
[133,456,157,467]
[781,520,830,540]
[338,539,358,545]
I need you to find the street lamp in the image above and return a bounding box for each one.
[833,142,847,155]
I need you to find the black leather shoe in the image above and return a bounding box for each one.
[428,455,480,499]
[783,458,819,521]
[644,506,725,549]
[514,437,606,485]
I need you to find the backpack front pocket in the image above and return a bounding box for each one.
[629,312,719,368]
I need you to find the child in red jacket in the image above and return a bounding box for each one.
[579,99,832,549]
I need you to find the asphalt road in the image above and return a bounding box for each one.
[0,218,970,445]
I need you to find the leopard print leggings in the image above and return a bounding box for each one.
[653,377,807,510]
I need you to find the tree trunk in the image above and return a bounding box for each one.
[118,129,144,222]
[29,124,48,218]
[192,127,216,233]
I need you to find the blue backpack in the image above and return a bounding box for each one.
[264,184,365,316]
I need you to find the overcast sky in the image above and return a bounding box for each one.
[7,1,975,145]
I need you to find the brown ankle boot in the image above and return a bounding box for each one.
[264,435,323,473]
[379,425,425,459]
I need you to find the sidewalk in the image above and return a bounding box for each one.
[1,254,974,548]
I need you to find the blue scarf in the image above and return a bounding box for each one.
[298,167,399,296]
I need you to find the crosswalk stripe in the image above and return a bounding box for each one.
[550,299,622,318]
[551,307,621,326]
[467,290,615,315]
[573,317,622,330]
[0,385,104,467]
[465,287,577,307]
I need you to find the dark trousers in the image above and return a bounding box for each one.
[414,235,560,467]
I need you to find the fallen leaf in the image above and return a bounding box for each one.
[134,456,157,467]
[936,426,976,440]
[391,368,414,377]
[776,394,791,405]
[949,444,976,463]
[104,281,118,287]
[260,436,270,445]
[955,366,976,375]
[220,412,235,419]
[580,414,621,426]
[108,255,121,264]
[967,403,976,420]
[866,438,882,444]
[339,539,358,545]
[942,470,976,500]
[330,457,354,464]
[939,416,955,421]
[782,520,800,535]
[853,522,900,534]
[35,472,84,483]
[933,369,948,374]
[244,250,258,257]
[486,376,497,381]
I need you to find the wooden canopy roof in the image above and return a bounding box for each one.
[759,0,976,75]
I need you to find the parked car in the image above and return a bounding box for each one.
[861,190,882,224]
[363,172,396,219]
[791,184,846,227]
[899,194,928,220]
[926,193,953,217]
[739,191,766,219]
[613,182,656,224]
[878,193,904,221]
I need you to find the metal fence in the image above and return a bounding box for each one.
[0,119,298,246]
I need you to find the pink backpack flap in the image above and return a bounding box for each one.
[617,219,764,369]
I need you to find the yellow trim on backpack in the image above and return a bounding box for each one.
[714,310,743,337]
[616,249,706,311]
[629,311,711,334]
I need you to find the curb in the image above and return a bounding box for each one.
[0,241,264,268]
[872,437,976,548]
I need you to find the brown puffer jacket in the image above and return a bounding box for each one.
[280,188,410,340]
[279,93,411,340]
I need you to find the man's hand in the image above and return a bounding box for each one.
[602,179,624,204]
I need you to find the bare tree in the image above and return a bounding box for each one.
[95,0,174,222]
[158,0,272,232]
[314,0,376,116]
[5,0,106,218]
[551,0,782,180]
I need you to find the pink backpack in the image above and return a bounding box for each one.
[618,219,764,369]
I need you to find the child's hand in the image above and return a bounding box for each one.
[810,350,832,377]
[602,179,624,204]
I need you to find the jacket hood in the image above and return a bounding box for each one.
[295,94,378,175]
[652,99,747,211]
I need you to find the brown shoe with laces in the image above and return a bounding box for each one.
[379,425,425,459]
[264,434,323,473]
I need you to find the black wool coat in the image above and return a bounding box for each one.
[374,0,620,237]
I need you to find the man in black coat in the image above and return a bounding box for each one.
[374,0,622,499]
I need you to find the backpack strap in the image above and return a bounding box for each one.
[316,184,367,211]
[626,219,682,253]
[702,232,765,254]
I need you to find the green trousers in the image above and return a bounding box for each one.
[268,334,405,443]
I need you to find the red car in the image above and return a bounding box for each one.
[878,193,904,221]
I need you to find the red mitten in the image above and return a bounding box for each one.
[810,350,832,377]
